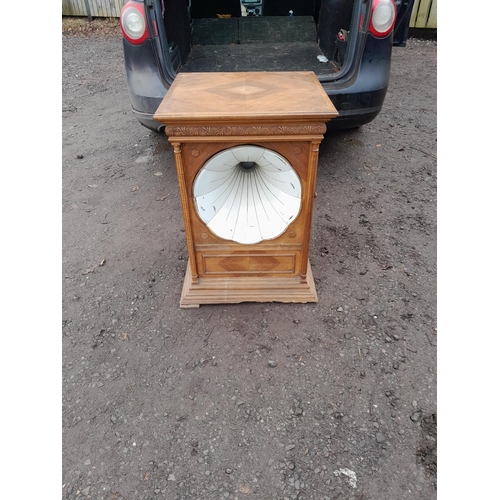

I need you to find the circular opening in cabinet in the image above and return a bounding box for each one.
[193,145,302,245]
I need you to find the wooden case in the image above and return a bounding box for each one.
[153,71,338,307]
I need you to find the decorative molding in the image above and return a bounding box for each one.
[165,124,327,137]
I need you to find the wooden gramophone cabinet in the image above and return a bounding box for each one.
[153,71,338,308]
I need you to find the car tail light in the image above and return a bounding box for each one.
[120,2,149,45]
[369,0,397,38]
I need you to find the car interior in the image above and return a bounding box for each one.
[159,0,355,76]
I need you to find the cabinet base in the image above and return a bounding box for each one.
[179,259,318,308]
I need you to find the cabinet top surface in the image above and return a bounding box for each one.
[153,72,338,124]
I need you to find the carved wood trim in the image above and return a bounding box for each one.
[300,141,321,283]
[165,124,327,137]
[171,142,199,285]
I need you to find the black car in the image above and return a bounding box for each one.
[119,0,414,132]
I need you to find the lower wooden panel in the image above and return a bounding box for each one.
[201,252,296,276]
[180,259,317,308]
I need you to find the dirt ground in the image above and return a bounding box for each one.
[62,18,437,500]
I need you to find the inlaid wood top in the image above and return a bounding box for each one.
[153,72,338,125]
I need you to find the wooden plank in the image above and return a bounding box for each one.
[95,0,104,17]
[427,0,437,29]
[62,0,72,16]
[415,0,432,28]
[98,0,112,17]
[112,0,123,17]
[409,0,420,28]
[63,0,83,16]
[89,0,98,17]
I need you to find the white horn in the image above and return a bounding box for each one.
[193,145,302,245]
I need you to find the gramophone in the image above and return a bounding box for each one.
[154,71,338,307]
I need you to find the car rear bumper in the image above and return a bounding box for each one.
[123,38,167,127]
[133,108,165,132]
[134,101,383,132]
[323,35,393,129]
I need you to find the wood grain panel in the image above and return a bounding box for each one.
[201,253,296,275]
[154,72,338,125]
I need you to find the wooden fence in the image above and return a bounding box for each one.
[62,0,124,18]
[62,0,437,29]
[410,0,436,29]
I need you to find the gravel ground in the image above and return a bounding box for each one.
[62,22,437,500]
